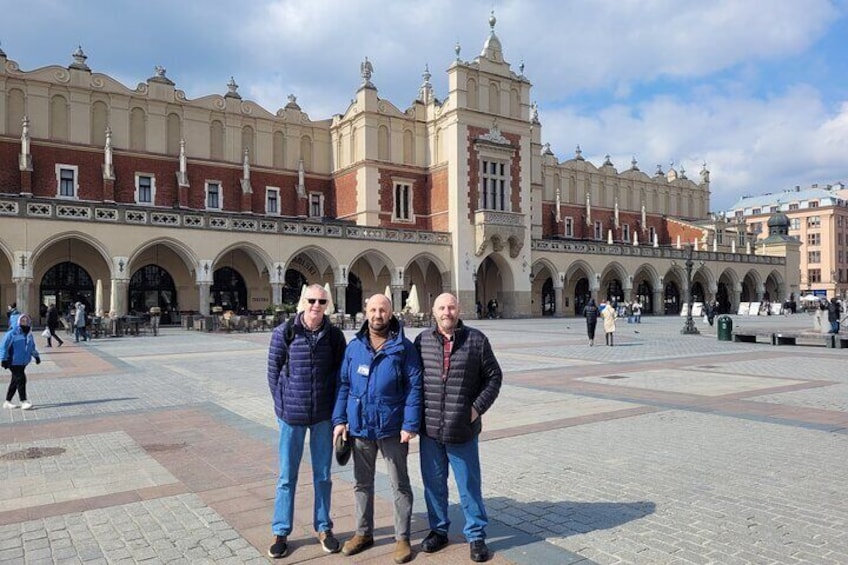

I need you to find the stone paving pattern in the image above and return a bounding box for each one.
[0,312,847,564]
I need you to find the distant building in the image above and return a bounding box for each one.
[0,14,799,321]
[723,183,848,298]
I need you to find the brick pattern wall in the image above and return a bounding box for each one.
[543,201,669,243]
[334,170,358,220]
[377,167,430,230]
[430,167,449,232]
[465,126,522,222]
[0,140,19,192]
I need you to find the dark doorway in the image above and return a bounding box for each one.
[541,277,555,316]
[129,265,177,323]
[346,272,363,316]
[691,281,705,303]
[664,281,680,315]
[716,282,731,314]
[606,279,623,304]
[283,269,307,306]
[211,267,247,312]
[40,261,94,317]
[636,280,653,314]
[574,277,590,315]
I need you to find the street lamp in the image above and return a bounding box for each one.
[681,243,700,335]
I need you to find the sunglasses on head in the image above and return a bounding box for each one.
[306,298,328,305]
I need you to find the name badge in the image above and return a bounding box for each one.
[357,364,370,376]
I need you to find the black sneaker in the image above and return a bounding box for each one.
[420,530,449,553]
[318,530,340,553]
[268,535,288,558]
[470,539,490,562]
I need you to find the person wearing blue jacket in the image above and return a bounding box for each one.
[332,293,423,564]
[1,313,40,410]
[266,284,346,559]
[6,303,20,330]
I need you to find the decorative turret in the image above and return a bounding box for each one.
[418,64,433,103]
[360,57,375,90]
[70,45,90,71]
[479,11,503,62]
[225,76,241,99]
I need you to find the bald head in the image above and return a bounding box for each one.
[433,293,460,336]
[365,293,393,334]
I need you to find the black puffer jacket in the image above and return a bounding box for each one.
[413,321,502,444]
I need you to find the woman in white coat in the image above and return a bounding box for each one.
[601,301,617,346]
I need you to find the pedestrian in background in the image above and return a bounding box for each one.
[601,299,617,346]
[332,294,422,564]
[45,304,64,347]
[583,298,599,346]
[267,284,346,559]
[414,293,502,563]
[73,302,89,342]
[1,313,40,410]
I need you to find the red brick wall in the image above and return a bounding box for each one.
[541,200,669,243]
[377,167,430,230]
[28,144,102,200]
[667,220,705,246]
[465,126,522,222]
[334,170,358,220]
[0,139,19,193]
[112,154,179,206]
[430,167,449,232]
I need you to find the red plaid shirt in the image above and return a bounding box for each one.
[441,333,453,380]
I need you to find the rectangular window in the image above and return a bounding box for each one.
[564,217,574,238]
[807,216,821,228]
[206,181,221,210]
[769,206,778,213]
[809,200,819,208]
[808,250,821,263]
[594,220,603,240]
[266,187,280,215]
[839,216,844,227]
[393,182,412,221]
[752,208,761,215]
[839,233,844,246]
[480,159,508,211]
[734,210,743,219]
[622,223,630,242]
[809,269,821,283]
[309,193,324,218]
[789,203,799,211]
[791,218,800,230]
[135,174,154,205]
[839,250,844,264]
[752,222,762,234]
[807,233,821,246]
[649,226,656,244]
[56,165,78,198]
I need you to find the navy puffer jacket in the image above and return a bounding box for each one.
[267,313,346,425]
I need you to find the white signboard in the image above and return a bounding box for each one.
[737,302,750,316]
[691,302,704,317]
[748,302,761,316]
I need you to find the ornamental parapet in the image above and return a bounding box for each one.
[0,196,451,246]
[532,239,786,266]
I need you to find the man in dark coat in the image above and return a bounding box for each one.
[413,293,502,563]
[827,297,841,334]
[266,284,346,558]
[583,298,599,346]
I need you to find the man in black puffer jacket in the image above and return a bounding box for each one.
[413,293,502,563]
[266,284,346,559]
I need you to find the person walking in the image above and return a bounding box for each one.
[601,300,617,346]
[332,294,422,564]
[583,298,599,346]
[1,313,41,410]
[73,302,89,342]
[6,303,20,330]
[413,293,503,563]
[827,297,841,334]
[45,304,64,347]
[267,284,346,559]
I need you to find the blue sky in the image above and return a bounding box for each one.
[2,0,847,211]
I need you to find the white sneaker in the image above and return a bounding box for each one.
[20,401,32,410]
[3,401,17,409]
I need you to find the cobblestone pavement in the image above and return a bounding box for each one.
[1,312,847,564]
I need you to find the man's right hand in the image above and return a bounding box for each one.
[333,424,348,443]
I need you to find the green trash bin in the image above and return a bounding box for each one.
[717,315,733,341]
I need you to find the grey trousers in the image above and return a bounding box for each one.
[351,435,412,541]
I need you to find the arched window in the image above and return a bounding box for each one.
[378,125,389,161]
[130,107,146,151]
[129,265,178,323]
[91,101,108,147]
[210,119,225,160]
[489,82,499,113]
[300,135,313,170]
[510,88,520,118]
[6,88,25,136]
[211,267,247,312]
[403,130,414,165]
[39,261,94,315]
[242,125,255,163]
[50,94,69,141]
[466,78,478,110]
[273,130,286,169]
[346,272,363,316]
[167,113,181,155]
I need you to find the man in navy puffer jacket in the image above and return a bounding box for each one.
[332,293,422,564]
[266,284,346,559]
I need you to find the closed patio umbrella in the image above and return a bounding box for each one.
[323,282,335,314]
[405,284,420,315]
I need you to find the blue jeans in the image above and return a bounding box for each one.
[272,418,333,536]
[419,434,487,542]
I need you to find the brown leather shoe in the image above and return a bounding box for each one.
[341,534,374,556]
[393,539,412,564]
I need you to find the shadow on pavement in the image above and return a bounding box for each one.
[31,397,139,409]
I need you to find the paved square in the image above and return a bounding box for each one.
[1,313,847,564]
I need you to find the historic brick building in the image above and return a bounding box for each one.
[0,15,799,323]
